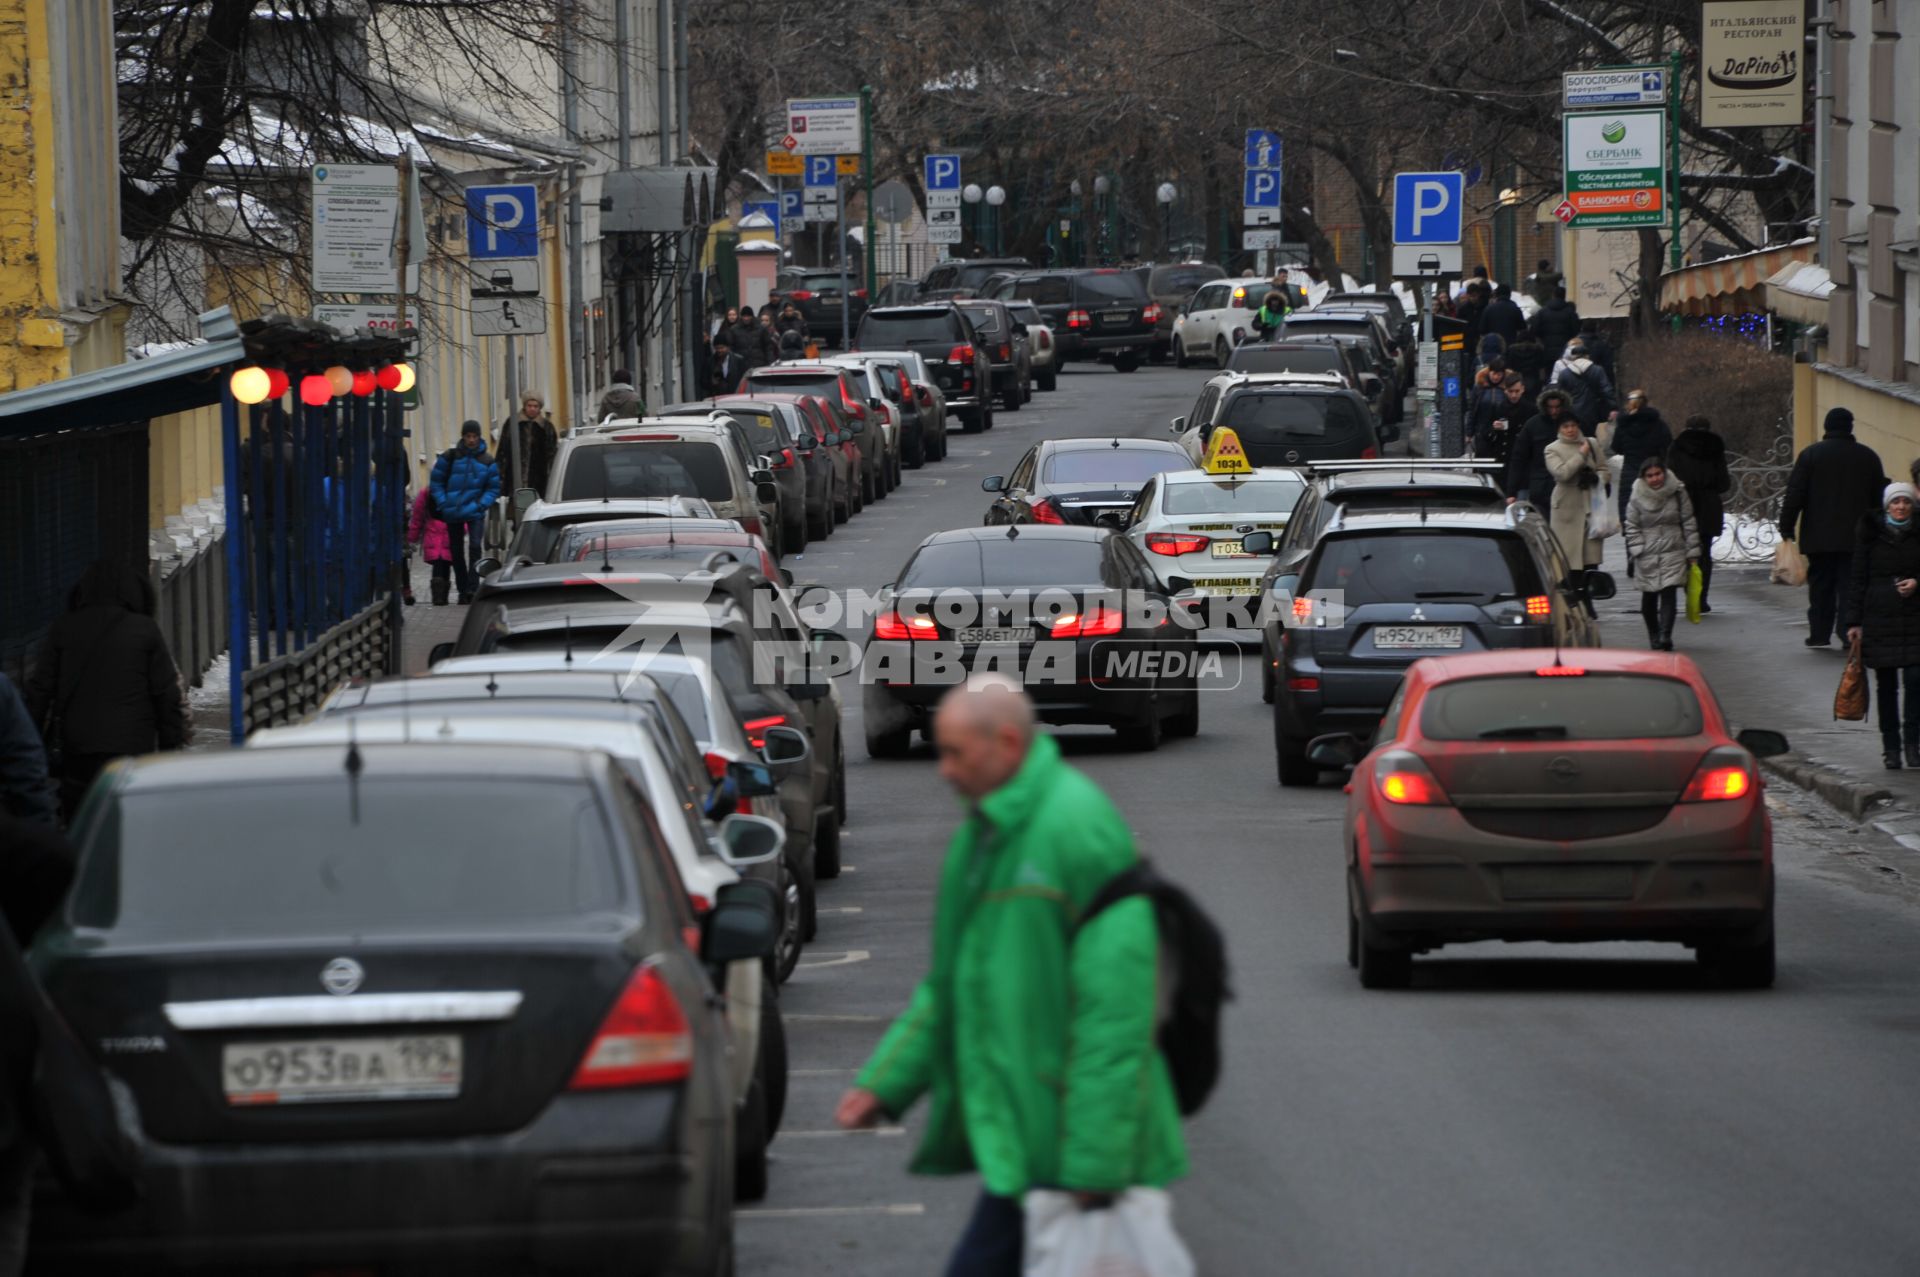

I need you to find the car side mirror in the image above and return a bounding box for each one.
[779,567,795,587]
[870,398,887,411]
[1170,416,1188,434]
[715,813,786,868]
[1583,570,1618,601]
[725,759,781,799]
[981,475,1005,492]
[760,724,813,775]
[1736,728,1790,759]
[1240,531,1275,555]
[474,556,502,577]
[1362,376,1383,395]
[702,879,782,964]
[756,481,780,506]
[512,487,540,514]
[1306,733,1363,769]
[428,641,456,665]
[755,455,777,472]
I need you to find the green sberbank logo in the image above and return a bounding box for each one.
[1601,120,1627,144]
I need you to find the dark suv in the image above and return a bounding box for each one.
[1005,270,1158,371]
[953,298,1028,413]
[920,257,1033,298]
[852,304,995,431]
[771,267,867,342]
[1260,504,1612,786]
[1174,378,1383,467]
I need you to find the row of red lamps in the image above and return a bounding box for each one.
[228,362,416,407]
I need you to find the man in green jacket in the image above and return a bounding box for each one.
[837,679,1187,1275]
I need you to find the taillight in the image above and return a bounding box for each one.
[739,516,763,539]
[1030,498,1066,524]
[771,447,795,470]
[1145,532,1210,557]
[1142,303,1162,324]
[1360,446,1379,459]
[568,963,692,1090]
[1066,309,1091,329]
[1534,664,1586,676]
[1285,676,1319,691]
[742,714,787,748]
[998,343,1012,360]
[917,386,932,407]
[948,344,975,366]
[1682,753,1754,802]
[789,290,814,301]
[1375,752,1448,806]
[703,752,728,781]
[1038,331,1052,350]
[874,611,938,640]
[852,288,867,300]
[1525,595,1552,618]
[841,386,865,419]
[897,370,914,400]
[1050,609,1124,638]
[1291,596,1314,621]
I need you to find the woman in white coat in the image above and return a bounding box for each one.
[1623,455,1700,651]
[1544,417,1610,611]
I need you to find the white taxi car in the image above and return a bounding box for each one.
[1123,464,1308,640]
[1171,276,1275,368]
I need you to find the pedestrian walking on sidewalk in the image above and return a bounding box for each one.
[595,370,644,424]
[1667,416,1731,611]
[1479,284,1526,349]
[837,679,1187,1275]
[429,422,501,605]
[1526,259,1564,310]
[495,394,558,504]
[1844,483,1920,769]
[1545,418,1610,606]
[1603,390,1673,526]
[23,559,189,822]
[1780,408,1887,647]
[406,485,454,606]
[1624,457,1700,652]
[1552,339,1616,432]
[1506,386,1584,510]
[1470,376,1529,469]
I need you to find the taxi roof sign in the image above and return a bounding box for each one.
[1202,427,1255,475]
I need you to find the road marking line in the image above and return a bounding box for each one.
[790,1067,858,1076]
[816,905,864,914]
[781,1126,907,1138]
[785,1012,885,1023]
[798,949,871,969]
[738,1203,926,1219]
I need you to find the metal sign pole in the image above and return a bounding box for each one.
[838,179,851,349]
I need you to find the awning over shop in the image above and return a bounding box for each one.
[1659,237,1816,317]
[1764,259,1832,326]
[0,308,245,437]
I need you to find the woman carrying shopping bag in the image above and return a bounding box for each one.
[1623,456,1700,652]
[1843,482,1920,769]
[1544,417,1610,611]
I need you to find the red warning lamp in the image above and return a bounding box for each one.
[350,369,376,396]
[298,374,332,406]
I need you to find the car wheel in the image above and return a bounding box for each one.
[1260,651,1276,704]
[1346,909,1359,969]
[861,467,876,504]
[906,433,926,469]
[734,1065,770,1202]
[1277,737,1317,787]
[809,495,833,541]
[760,986,788,1135]
[982,400,995,430]
[770,861,803,985]
[1119,697,1163,751]
[1023,376,1033,402]
[812,808,841,880]
[1166,684,1200,738]
[1356,917,1413,989]
[866,720,912,759]
[785,519,807,557]
[1214,338,1231,368]
[1699,917,1776,989]
[1039,367,1058,392]
[1150,343,1169,365]
[1003,383,1022,412]
[1114,351,1142,373]
[1174,339,1190,369]
[891,448,903,487]
[960,408,981,433]
[833,736,848,828]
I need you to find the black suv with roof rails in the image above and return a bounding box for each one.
[919,256,1034,298]
[852,304,995,431]
[1256,501,1613,785]
[1173,377,1385,466]
[1000,269,1158,371]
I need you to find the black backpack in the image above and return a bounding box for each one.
[1078,860,1230,1116]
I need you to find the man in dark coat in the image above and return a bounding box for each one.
[1505,386,1585,510]
[710,337,748,396]
[1503,336,1551,395]
[1781,407,1888,646]
[1479,285,1526,348]
[24,559,188,822]
[1666,415,1732,611]
[1577,319,1616,385]
[0,676,54,828]
[1605,389,1673,525]
[729,310,778,369]
[1526,289,1583,359]
[1470,375,1531,469]
[1526,259,1564,309]
[494,394,558,503]
[1843,483,1920,768]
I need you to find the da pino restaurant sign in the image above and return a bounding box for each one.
[1700,0,1804,126]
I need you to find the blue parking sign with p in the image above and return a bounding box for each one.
[466,184,539,260]
[780,190,803,222]
[1244,169,1281,208]
[1391,171,1465,244]
[805,155,837,188]
[924,154,961,191]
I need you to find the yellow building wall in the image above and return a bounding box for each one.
[1805,365,1920,484]
[0,0,85,390]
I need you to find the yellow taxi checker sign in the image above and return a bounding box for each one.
[1202,426,1255,475]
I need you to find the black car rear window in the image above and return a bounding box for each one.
[1012,278,1072,304]
[1074,273,1149,304]
[1305,532,1543,606]
[1221,393,1367,441]
[710,407,788,448]
[902,539,1107,589]
[560,441,734,502]
[74,780,625,936]
[858,313,956,346]
[1151,265,1224,294]
[743,372,843,401]
[959,264,1024,290]
[1420,674,1706,741]
[1224,346,1343,376]
[956,306,1006,337]
[1044,449,1188,485]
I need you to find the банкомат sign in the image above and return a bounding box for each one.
[1700,0,1804,126]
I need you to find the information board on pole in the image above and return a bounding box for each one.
[783,97,862,156]
[312,164,409,294]
[1561,110,1668,228]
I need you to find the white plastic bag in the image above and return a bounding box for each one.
[1023,1189,1195,1277]
[1588,479,1620,540]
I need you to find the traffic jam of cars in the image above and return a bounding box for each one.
[23,260,1790,1275]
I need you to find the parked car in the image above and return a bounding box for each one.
[1003,269,1160,371]
[1120,467,1308,638]
[1322,290,1416,351]
[1170,276,1271,368]
[854,348,951,457]
[1004,300,1058,392]
[545,419,784,557]
[1224,340,1391,422]
[863,525,1200,755]
[1317,649,1786,989]
[771,266,867,343]
[852,304,994,432]
[489,496,718,575]
[740,364,892,503]
[1261,503,1613,785]
[1171,373,1384,468]
[919,256,1033,297]
[1285,308,1407,418]
[659,398,819,554]
[1143,261,1227,361]
[953,298,1030,411]
[871,279,922,306]
[821,354,920,479]
[530,515,782,580]
[27,743,776,1274]
[982,438,1191,527]
[731,391,859,532]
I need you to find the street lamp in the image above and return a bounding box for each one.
[1157,182,1177,256]
[1093,176,1111,263]
[963,183,983,252]
[985,185,1006,255]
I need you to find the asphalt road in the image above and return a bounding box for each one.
[739,362,1920,1276]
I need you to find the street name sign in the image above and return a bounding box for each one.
[1563,67,1668,109]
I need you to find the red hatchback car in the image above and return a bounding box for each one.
[1311,650,1788,990]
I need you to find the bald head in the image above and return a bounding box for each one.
[934,677,1037,799]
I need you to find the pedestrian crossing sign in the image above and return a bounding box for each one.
[1203,427,1254,475]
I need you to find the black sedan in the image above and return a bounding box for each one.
[861,525,1200,755]
[27,743,778,1275]
[982,437,1191,527]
